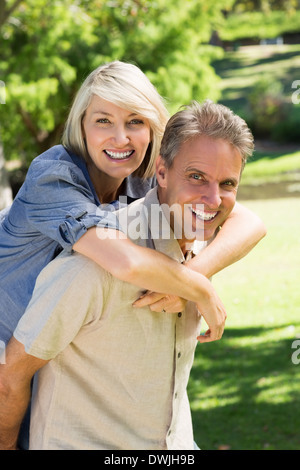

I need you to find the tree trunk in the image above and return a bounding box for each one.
[0,140,13,210]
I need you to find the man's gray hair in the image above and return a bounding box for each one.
[160,100,254,171]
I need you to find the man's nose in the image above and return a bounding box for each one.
[201,183,222,208]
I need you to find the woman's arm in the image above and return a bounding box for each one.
[186,201,267,279]
[74,227,227,342]
[132,202,266,313]
[74,227,213,300]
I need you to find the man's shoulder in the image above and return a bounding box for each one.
[116,187,158,238]
[39,251,110,287]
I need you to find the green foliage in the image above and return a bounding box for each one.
[147,46,224,114]
[247,76,288,138]
[213,44,300,143]
[219,10,300,41]
[1,0,98,160]
[232,0,299,13]
[1,0,300,164]
[272,105,300,143]
[0,0,228,164]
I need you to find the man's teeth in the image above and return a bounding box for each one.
[191,208,218,221]
[105,150,133,159]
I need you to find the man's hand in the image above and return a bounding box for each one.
[133,291,187,313]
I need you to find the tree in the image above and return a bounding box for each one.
[232,0,299,12]
[0,0,231,167]
[0,0,20,208]
[0,0,23,27]
[0,139,12,209]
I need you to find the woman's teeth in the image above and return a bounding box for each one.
[191,208,218,221]
[105,150,134,160]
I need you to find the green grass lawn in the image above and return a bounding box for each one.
[188,45,300,450]
[214,44,300,114]
[189,197,300,450]
[241,150,300,185]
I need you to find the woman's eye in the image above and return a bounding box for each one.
[96,118,110,124]
[129,119,144,125]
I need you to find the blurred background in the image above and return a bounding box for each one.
[0,0,300,450]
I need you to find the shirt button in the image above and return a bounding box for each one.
[178,352,181,359]
[178,312,182,318]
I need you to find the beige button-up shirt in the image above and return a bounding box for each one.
[14,188,207,450]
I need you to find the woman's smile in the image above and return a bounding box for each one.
[104,149,135,160]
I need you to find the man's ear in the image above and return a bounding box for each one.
[155,155,168,188]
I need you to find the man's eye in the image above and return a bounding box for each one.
[222,181,238,191]
[191,174,203,181]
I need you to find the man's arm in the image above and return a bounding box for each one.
[0,337,47,450]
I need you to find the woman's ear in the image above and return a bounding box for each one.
[155,155,168,188]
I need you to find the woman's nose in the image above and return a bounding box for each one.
[111,125,130,147]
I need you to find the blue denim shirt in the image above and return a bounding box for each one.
[0,145,156,345]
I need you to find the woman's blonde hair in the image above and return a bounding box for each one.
[62,61,169,179]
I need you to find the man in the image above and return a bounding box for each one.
[0,101,256,450]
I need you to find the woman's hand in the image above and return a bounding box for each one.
[195,284,227,343]
[133,280,227,344]
[133,291,187,313]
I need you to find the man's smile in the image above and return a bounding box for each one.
[190,207,219,222]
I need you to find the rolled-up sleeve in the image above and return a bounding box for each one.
[17,156,120,251]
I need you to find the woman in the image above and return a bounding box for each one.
[0,61,266,347]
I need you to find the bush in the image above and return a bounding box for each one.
[248,77,289,138]
[271,105,300,143]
